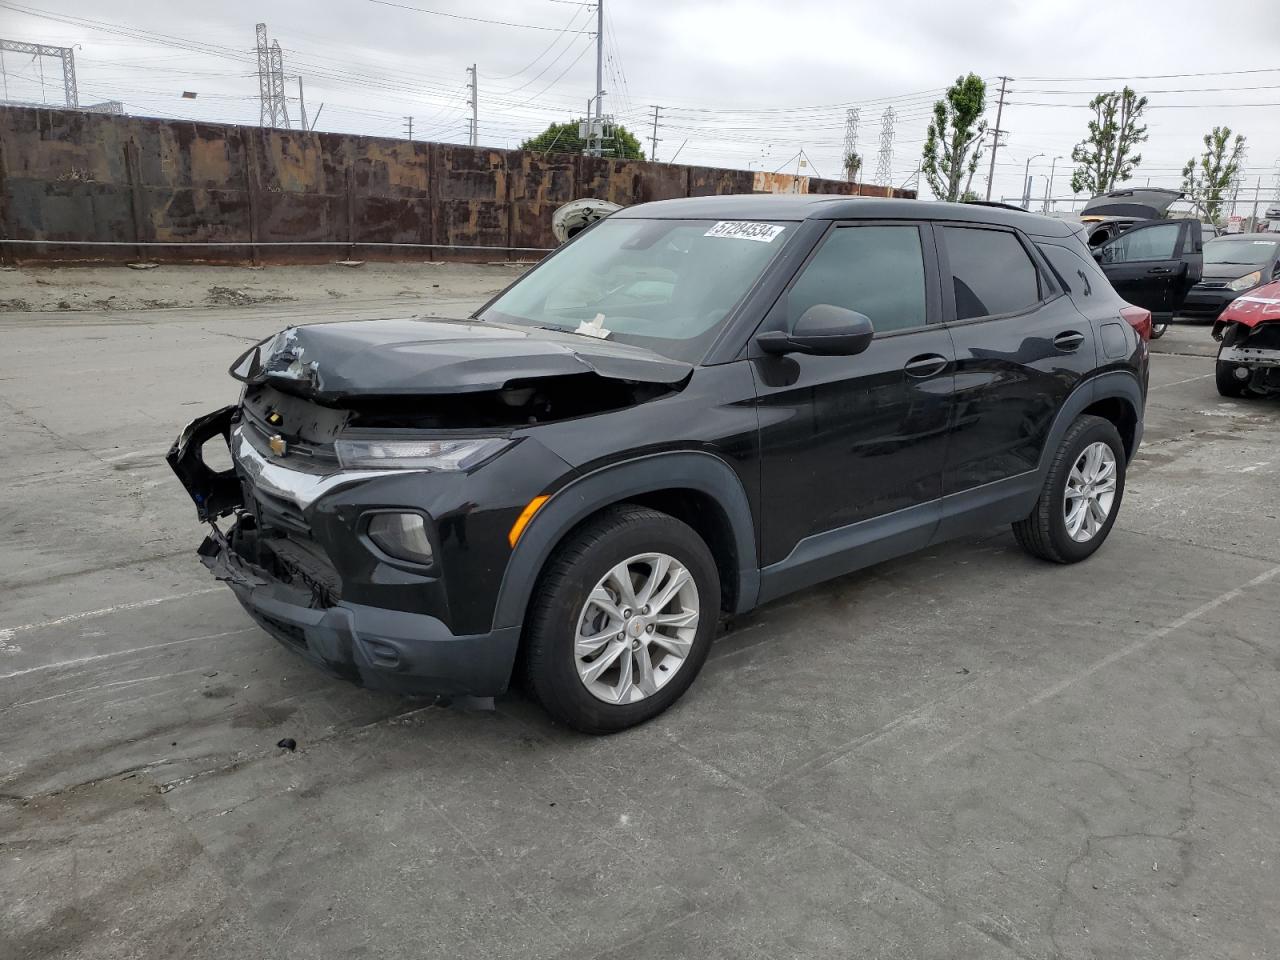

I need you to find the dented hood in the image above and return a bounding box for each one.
[231,317,693,400]
[1218,280,1280,329]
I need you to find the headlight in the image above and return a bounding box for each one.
[335,437,510,470]
[1228,271,1262,291]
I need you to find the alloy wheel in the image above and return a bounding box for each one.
[1063,441,1118,542]
[574,553,700,705]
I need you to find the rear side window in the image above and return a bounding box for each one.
[1100,222,1180,263]
[786,225,928,334]
[941,226,1041,321]
[1037,242,1110,300]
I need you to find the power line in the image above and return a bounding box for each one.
[364,0,596,33]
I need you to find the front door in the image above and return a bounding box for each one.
[751,222,953,594]
[1098,219,1202,316]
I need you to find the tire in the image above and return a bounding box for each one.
[522,505,720,734]
[1013,415,1126,564]
[1216,358,1251,398]
[1150,320,1168,340]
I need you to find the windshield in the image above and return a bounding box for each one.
[479,217,794,362]
[1205,238,1279,266]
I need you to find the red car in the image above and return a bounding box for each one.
[1212,280,1280,397]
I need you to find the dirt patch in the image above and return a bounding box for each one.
[0,298,32,311]
[204,286,294,307]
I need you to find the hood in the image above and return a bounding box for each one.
[1081,188,1182,220]
[230,317,693,400]
[1218,280,1280,328]
[1203,262,1262,281]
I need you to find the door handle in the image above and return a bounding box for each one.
[1147,266,1175,275]
[1054,331,1086,351]
[904,354,949,378]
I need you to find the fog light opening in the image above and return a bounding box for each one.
[367,512,434,565]
[1234,366,1251,381]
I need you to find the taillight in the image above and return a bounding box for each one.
[1120,305,1153,341]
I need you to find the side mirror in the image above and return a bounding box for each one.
[756,304,875,357]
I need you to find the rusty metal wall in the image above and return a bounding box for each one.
[0,106,911,264]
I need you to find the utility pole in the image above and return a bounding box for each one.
[1044,155,1062,214]
[1249,176,1262,231]
[404,116,413,141]
[297,76,308,131]
[466,64,478,147]
[592,0,605,157]
[985,75,1010,202]
[649,104,661,162]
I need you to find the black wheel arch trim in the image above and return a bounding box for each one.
[491,450,760,630]
[1038,370,1144,472]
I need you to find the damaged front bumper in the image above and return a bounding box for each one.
[168,404,529,697]
[200,525,520,696]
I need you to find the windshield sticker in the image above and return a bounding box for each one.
[704,221,785,243]
[575,313,612,339]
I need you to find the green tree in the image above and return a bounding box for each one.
[1070,87,1148,195]
[1182,126,1246,223]
[520,120,645,160]
[921,73,988,202]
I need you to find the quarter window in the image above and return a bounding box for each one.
[1100,222,1180,264]
[942,226,1042,321]
[786,225,928,334]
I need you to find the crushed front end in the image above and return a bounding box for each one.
[1213,285,1280,398]
[165,317,688,696]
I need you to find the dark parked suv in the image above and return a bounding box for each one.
[171,196,1160,733]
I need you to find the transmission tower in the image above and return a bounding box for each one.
[1272,156,1280,212]
[255,24,290,128]
[842,107,860,182]
[0,39,78,108]
[874,107,895,189]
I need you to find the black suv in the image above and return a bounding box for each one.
[171,196,1159,733]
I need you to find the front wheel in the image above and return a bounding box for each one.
[1216,358,1252,398]
[1013,415,1126,564]
[522,505,720,734]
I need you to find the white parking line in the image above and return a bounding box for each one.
[0,627,255,681]
[0,588,222,640]
[923,562,1280,766]
[1150,373,1213,390]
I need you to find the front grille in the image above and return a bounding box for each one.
[263,537,343,607]
[1197,280,1229,289]
[250,484,311,536]
[256,612,308,648]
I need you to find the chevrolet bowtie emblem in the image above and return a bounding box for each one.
[268,434,288,457]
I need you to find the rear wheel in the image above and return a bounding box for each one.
[1150,320,1169,339]
[522,505,720,734]
[1013,415,1126,564]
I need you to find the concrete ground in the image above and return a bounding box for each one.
[2,285,1278,959]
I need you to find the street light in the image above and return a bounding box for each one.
[1022,153,1044,208]
[1043,156,1064,214]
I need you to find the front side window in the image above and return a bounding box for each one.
[785,225,928,334]
[1100,222,1180,264]
[942,226,1041,321]
[480,217,793,363]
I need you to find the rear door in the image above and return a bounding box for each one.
[936,222,1096,505]
[1097,219,1202,316]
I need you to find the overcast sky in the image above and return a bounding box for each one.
[3,0,1280,210]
